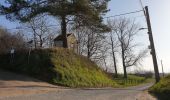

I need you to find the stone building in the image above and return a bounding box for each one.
[54,33,78,52]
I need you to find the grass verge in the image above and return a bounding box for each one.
[113,74,153,87]
[149,75,170,99]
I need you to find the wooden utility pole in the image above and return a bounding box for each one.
[145,6,160,83]
[161,60,165,77]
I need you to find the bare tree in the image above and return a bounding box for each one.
[86,29,105,59]
[111,18,147,78]
[73,26,113,72]
[22,15,56,48]
[75,26,106,60]
[97,41,110,72]
[70,21,113,71]
[74,27,88,55]
[0,27,25,54]
[107,20,120,77]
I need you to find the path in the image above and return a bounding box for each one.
[0,70,156,100]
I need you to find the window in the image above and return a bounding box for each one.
[55,41,63,47]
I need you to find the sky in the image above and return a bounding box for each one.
[0,0,169,73]
[106,0,170,73]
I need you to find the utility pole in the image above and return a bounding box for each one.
[145,6,160,83]
[161,60,165,77]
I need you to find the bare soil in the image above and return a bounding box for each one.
[0,69,62,98]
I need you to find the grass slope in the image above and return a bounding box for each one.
[149,75,170,96]
[0,48,117,87]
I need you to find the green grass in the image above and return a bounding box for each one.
[149,75,170,99]
[0,48,117,88]
[149,75,170,94]
[113,74,151,87]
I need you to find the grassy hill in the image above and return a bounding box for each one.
[0,48,117,87]
[149,75,170,99]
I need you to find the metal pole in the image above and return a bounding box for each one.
[145,6,160,83]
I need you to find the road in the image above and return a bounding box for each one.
[0,70,156,100]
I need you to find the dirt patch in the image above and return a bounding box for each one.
[0,88,57,97]
[0,70,61,98]
[135,91,157,100]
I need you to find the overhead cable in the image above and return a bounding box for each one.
[104,10,143,19]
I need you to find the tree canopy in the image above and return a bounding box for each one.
[0,0,110,48]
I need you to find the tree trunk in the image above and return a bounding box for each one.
[87,47,90,59]
[61,16,68,48]
[112,51,118,77]
[40,36,43,48]
[110,36,118,77]
[87,34,90,59]
[121,43,127,78]
[122,55,127,78]
[33,32,37,49]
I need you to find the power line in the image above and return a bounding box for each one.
[103,10,143,19]
[139,0,145,11]
[5,24,61,30]
[4,10,144,30]
[138,0,147,21]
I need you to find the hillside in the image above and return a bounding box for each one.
[0,48,117,87]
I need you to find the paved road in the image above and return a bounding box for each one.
[0,70,156,100]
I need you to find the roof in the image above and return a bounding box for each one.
[54,33,73,41]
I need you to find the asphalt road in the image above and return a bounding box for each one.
[0,70,156,100]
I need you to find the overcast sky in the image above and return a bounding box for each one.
[0,0,169,73]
